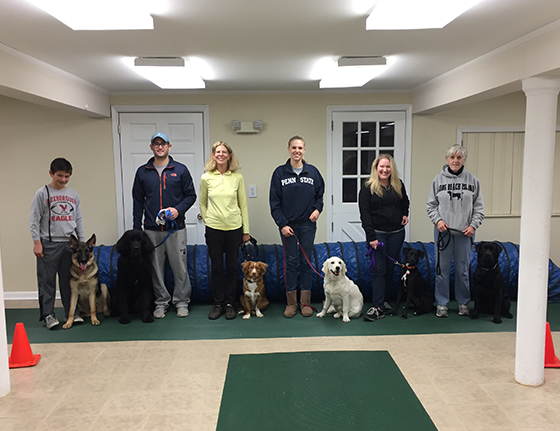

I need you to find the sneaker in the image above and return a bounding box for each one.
[458,304,470,316]
[176,307,189,318]
[208,304,224,320]
[436,305,449,318]
[363,306,385,322]
[153,308,166,319]
[224,304,236,320]
[44,314,59,330]
[73,314,84,324]
[383,302,394,315]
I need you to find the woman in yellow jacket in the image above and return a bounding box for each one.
[200,141,250,320]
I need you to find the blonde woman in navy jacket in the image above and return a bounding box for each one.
[269,135,324,318]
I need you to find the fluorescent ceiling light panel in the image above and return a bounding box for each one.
[29,0,154,30]
[319,57,388,89]
[366,0,483,30]
[131,58,205,89]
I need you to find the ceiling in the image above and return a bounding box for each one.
[2,0,560,94]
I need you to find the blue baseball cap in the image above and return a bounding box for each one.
[151,132,170,144]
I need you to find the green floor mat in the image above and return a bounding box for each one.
[5,302,560,344]
[217,351,437,431]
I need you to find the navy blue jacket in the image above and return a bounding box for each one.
[132,156,197,231]
[269,160,324,228]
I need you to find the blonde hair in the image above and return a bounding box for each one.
[365,154,403,198]
[204,141,241,172]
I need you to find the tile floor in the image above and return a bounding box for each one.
[1,332,560,430]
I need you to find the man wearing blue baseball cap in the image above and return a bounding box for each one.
[132,131,197,318]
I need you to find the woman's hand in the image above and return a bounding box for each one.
[281,225,294,237]
[463,226,475,237]
[369,240,379,250]
[401,215,409,226]
[309,209,320,222]
[242,233,251,243]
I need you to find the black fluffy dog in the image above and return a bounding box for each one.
[113,229,155,324]
[471,241,513,324]
[393,248,434,319]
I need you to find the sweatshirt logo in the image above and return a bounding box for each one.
[281,177,314,186]
[50,202,75,222]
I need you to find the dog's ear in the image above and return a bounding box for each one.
[492,242,503,255]
[87,234,96,248]
[70,235,79,247]
[258,262,268,271]
[340,260,347,276]
[241,261,250,271]
[321,259,329,275]
[475,242,483,254]
[141,231,155,255]
[116,231,129,256]
[403,247,412,258]
[417,249,425,259]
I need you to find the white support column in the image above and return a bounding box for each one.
[515,76,560,386]
[0,245,11,397]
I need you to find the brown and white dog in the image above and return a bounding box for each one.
[239,261,269,319]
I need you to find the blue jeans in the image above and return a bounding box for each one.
[371,229,405,308]
[434,228,473,306]
[281,220,316,292]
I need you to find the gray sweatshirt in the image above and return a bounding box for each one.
[426,165,484,232]
[30,185,84,242]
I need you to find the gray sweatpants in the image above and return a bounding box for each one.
[145,228,192,310]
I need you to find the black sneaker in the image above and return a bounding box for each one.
[225,304,236,320]
[363,306,385,322]
[208,304,224,320]
[383,302,394,316]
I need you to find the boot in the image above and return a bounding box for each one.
[300,290,313,317]
[284,291,297,318]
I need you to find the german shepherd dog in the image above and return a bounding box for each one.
[63,234,110,329]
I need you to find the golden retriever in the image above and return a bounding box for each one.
[316,257,364,322]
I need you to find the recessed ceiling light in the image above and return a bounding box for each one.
[366,0,483,30]
[129,57,206,89]
[319,57,388,89]
[29,0,154,30]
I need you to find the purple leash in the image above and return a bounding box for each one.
[366,241,403,270]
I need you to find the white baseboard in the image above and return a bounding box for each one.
[4,291,60,301]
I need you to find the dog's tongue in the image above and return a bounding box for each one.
[80,263,87,271]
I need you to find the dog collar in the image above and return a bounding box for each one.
[478,263,498,271]
[404,265,416,270]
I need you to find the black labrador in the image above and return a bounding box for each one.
[471,241,513,324]
[393,248,434,319]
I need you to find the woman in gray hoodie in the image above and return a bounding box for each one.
[426,145,484,318]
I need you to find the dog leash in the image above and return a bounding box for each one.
[366,242,404,271]
[241,236,259,261]
[154,219,178,248]
[435,227,473,275]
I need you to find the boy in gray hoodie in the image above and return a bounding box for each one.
[30,158,84,329]
[426,145,484,318]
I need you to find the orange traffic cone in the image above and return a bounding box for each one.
[545,322,560,368]
[9,322,41,369]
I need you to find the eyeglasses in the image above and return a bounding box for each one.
[151,142,169,148]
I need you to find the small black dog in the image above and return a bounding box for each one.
[113,229,155,324]
[393,248,434,319]
[471,241,513,324]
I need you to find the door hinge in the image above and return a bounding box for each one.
[332,222,334,232]
[331,195,334,205]
[118,124,121,134]
[331,121,333,131]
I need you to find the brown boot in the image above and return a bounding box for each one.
[284,291,297,318]
[300,290,313,317]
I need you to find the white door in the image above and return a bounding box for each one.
[330,111,407,242]
[118,112,205,244]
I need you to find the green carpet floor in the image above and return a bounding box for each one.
[217,351,437,431]
[5,302,560,344]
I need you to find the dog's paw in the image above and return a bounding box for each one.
[62,322,72,329]
[333,312,342,319]
[256,310,264,318]
[243,314,251,320]
[492,317,502,324]
[118,317,131,325]
[470,313,479,320]
[342,316,351,323]
[91,318,100,326]
[400,314,407,320]
[316,311,325,318]
[504,312,514,319]
[142,315,154,324]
